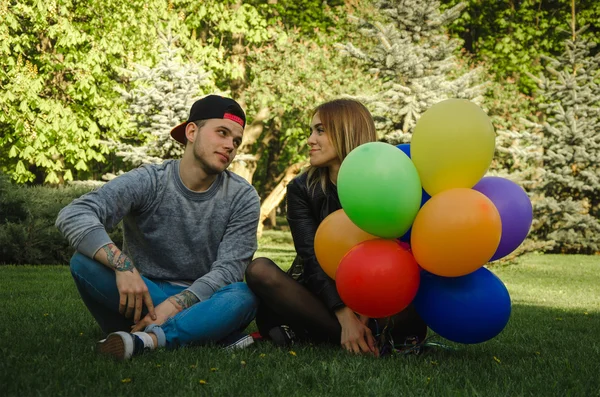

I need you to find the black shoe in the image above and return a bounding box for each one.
[268,325,296,347]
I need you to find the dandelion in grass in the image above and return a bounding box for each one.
[79,332,83,336]
[156,364,161,368]
[241,360,246,366]
[43,313,49,317]
[121,378,132,383]
[199,380,207,385]
[259,354,266,358]
[210,368,218,372]
[493,356,501,364]
[289,351,297,356]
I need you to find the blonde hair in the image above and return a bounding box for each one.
[306,99,378,193]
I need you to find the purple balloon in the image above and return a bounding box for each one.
[473,177,532,261]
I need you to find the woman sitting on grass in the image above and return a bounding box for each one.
[246,98,427,356]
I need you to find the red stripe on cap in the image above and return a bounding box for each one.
[223,113,244,126]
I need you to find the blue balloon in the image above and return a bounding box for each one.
[396,144,431,242]
[396,143,411,158]
[413,268,511,344]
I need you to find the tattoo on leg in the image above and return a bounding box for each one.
[172,290,200,310]
[102,244,134,272]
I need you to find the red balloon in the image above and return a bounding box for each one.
[336,239,420,318]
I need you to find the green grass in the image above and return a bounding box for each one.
[1,231,599,396]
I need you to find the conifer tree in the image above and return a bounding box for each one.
[525,26,600,253]
[341,0,484,143]
[111,29,213,167]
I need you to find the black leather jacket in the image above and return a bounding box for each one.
[286,172,345,312]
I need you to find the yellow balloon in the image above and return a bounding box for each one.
[411,99,495,196]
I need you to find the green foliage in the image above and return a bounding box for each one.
[485,78,543,187]
[0,173,29,223]
[111,29,214,167]
[243,29,381,195]
[1,0,378,192]
[175,0,273,87]
[0,176,123,264]
[342,0,485,142]
[0,0,173,184]
[245,0,348,35]
[441,0,600,94]
[525,28,600,254]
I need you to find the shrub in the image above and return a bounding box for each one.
[0,175,123,265]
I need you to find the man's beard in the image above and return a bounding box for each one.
[193,146,225,176]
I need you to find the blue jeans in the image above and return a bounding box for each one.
[70,253,258,349]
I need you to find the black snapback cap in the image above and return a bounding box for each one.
[170,95,246,145]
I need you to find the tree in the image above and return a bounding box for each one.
[244,0,349,37]
[108,29,214,170]
[440,0,600,94]
[161,1,381,234]
[483,79,550,257]
[524,24,600,253]
[241,29,381,234]
[0,0,171,184]
[103,3,379,234]
[341,0,485,144]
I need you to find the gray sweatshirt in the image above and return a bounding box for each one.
[56,159,260,301]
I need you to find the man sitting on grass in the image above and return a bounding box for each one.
[56,95,260,360]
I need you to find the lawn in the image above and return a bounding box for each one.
[1,230,599,396]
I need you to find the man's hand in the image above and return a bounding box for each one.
[115,268,156,324]
[94,243,156,324]
[131,298,180,332]
[335,307,379,356]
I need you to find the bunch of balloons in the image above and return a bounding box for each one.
[314,99,533,344]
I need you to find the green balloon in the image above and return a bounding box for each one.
[338,142,422,238]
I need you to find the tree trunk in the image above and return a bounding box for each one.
[268,208,277,226]
[228,107,270,183]
[571,0,576,41]
[257,161,307,237]
[229,153,258,184]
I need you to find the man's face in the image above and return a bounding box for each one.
[186,118,244,175]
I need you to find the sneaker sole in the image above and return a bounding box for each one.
[224,335,254,350]
[97,332,132,360]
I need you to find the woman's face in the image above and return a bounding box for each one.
[308,112,340,168]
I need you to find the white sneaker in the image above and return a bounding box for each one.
[97,331,155,360]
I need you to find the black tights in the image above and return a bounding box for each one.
[245,257,427,345]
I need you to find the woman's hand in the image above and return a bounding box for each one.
[335,307,378,356]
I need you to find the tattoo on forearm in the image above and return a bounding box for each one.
[172,290,200,310]
[102,244,134,272]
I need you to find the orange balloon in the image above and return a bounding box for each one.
[411,188,501,277]
[315,209,378,279]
